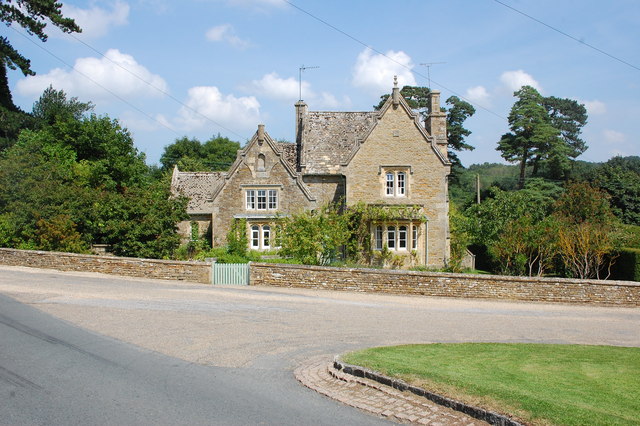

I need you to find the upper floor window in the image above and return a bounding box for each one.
[246,189,278,211]
[383,169,408,197]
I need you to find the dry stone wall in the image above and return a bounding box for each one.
[250,263,640,307]
[0,248,210,283]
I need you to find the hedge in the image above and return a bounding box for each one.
[610,248,640,282]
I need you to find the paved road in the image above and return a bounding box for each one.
[1,265,639,424]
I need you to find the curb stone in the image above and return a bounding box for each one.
[334,357,525,426]
[295,355,488,425]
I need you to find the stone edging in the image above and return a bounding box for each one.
[333,357,525,426]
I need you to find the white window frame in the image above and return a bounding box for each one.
[412,224,418,250]
[397,172,406,196]
[383,169,409,197]
[375,225,383,250]
[268,190,277,210]
[246,190,256,210]
[262,225,271,249]
[387,226,396,249]
[250,225,260,249]
[398,226,407,249]
[386,173,395,196]
[246,188,278,211]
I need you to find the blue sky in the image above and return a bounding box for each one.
[5,0,640,167]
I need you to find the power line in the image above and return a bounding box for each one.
[64,32,248,140]
[492,0,640,72]
[282,0,506,121]
[9,25,180,136]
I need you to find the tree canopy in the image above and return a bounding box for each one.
[497,86,588,187]
[160,134,240,172]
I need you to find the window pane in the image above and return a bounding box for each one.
[386,173,395,195]
[268,190,277,210]
[262,225,270,249]
[397,172,405,195]
[412,225,418,250]
[387,226,395,249]
[375,225,383,250]
[257,190,267,210]
[251,225,259,248]
[246,190,255,210]
[399,226,407,249]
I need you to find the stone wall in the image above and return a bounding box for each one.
[250,263,640,307]
[0,248,211,284]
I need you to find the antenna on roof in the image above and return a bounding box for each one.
[418,62,446,89]
[299,65,319,101]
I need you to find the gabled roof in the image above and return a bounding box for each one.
[301,111,378,174]
[171,167,225,213]
[216,126,315,202]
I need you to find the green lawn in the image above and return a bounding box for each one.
[343,343,640,425]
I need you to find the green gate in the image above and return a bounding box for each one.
[211,262,250,285]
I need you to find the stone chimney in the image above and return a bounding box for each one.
[295,100,308,171]
[425,90,448,158]
[257,124,265,143]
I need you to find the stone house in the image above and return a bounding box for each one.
[171,79,451,267]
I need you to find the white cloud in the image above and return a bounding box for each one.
[499,70,542,93]
[603,129,626,144]
[247,72,346,108]
[176,86,260,132]
[465,85,490,105]
[249,72,303,101]
[582,100,607,115]
[206,24,250,49]
[16,49,168,101]
[352,49,416,93]
[61,1,129,39]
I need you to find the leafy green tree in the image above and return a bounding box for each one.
[498,86,588,186]
[375,86,475,166]
[589,157,640,225]
[32,85,94,126]
[497,86,560,188]
[160,134,240,171]
[277,204,350,265]
[0,2,80,152]
[553,182,621,279]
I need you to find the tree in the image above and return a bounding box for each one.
[32,85,94,126]
[589,157,640,226]
[277,204,350,265]
[0,0,80,78]
[160,135,240,171]
[375,86,475,167]
[497,86,588,187]
[553,182,621,279]
[497,86,560,188]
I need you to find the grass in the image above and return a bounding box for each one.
[343,343,640,425]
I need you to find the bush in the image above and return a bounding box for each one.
[610,248,640,281]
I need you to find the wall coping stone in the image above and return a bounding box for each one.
[251,262,640,289]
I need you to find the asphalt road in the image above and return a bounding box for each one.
[1,265,639,425]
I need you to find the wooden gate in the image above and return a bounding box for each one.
[211,262,250,285]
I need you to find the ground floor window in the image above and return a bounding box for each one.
[249,223,273,250]
[373,223,421,251]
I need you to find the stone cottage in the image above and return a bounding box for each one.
[171,79,451,267]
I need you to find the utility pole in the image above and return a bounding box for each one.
[476,174,481,204]
[298,65,319,100]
